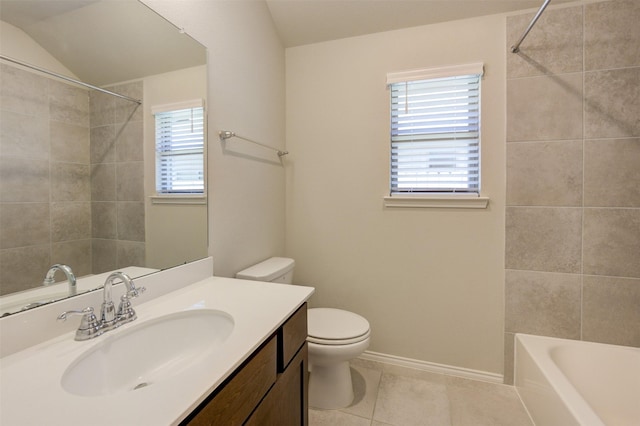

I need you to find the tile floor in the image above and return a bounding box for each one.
[309,358,533,426]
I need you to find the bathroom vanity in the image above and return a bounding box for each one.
[0,258,314,425]
[184,303,308,425]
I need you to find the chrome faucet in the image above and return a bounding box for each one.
[59,272,146,340]
[100,272,145,331]
[43,264,77,296]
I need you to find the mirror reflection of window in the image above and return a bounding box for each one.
[153,101,205,195]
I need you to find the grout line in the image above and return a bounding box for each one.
[580,3,586,341]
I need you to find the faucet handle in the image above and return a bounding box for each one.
[117,285,145,325]
[127,285,146,299]
[117,294,137,324]
[57,307,103,341]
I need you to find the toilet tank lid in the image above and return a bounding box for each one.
[236,257,295,281]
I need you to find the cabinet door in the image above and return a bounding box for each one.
[279,303,307,371]
[184,337,277,426]
[245,342,308,426]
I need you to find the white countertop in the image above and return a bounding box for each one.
[0,275,314,425]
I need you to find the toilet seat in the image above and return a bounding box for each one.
[307,308,370,345]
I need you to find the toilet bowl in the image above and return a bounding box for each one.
[307,307,370,409]
[236,257,371,410]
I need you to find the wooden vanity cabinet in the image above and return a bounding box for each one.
[182,303,308,426]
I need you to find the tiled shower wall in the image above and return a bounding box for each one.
[0,64,144,295]
[0,64,91,294]
[89,81,145,275]
[504,0,640,383]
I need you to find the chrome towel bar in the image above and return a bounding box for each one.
[219,130,288,157]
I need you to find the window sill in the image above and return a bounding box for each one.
[150,195,207,205]
[383,195,489,209]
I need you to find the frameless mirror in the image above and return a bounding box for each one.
[0,0,208,316]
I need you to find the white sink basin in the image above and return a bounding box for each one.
[61,309,234,397]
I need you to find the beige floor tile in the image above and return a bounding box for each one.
[341,365,382,419]
[445,376,533,426]
[380,363,446,384]
[373,372,451,426]
[309,408,371,426]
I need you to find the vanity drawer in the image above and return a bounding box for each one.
[185,335,277,426]
[278,303,307,371]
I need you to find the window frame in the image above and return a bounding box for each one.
[152,99,206,200]
[384,64,488,209]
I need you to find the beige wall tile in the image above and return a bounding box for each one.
[505,270,581,339]
[92,238,117,274]
[92,202,117,239]
[49,80,89,127]
[0,64,49,117]
[116,121,143,162]
[0,245,50,295]
[116,240,145,268]
[89,91,116,127]
[0,111,49,160]
[506,207,582,273]
[583,208,640,278]
[51,239,92,279]
[90,125,116,164]
[51,163,90,202]
[0,203,49,249]
[503,333,515,385]
[507,6,583,78]
[117,202,145,242]
[507,73,583,141]
[585,0,640,71]
[585,67,640,139]
[505,0,640,369]
[0,158,49,202]
[51,202,91,242]
[51,122,89,164]
[90,164,116,201]
[116,162,144,201]
[584,138,640,207]
[583,275,640,347]
[113,81,143,123]
[507,140,582,206]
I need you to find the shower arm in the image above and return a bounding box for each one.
[510,0,552,53]
[0,54,141,104]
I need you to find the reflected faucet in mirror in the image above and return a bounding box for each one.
[42,264,77,297]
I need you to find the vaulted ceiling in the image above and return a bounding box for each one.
[0,0,573,85]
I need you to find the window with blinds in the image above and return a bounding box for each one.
[153,101,204,194]
[387,64,483,195]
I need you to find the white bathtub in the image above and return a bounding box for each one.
[514,334,640,426]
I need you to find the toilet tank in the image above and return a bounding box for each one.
[235,257,295,284]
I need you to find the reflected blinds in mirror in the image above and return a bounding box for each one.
[153,100,205,194]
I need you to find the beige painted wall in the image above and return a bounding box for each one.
[143,65,208,270]
[142,1,286,278]
[286,15,507,374]
[0,21,77,78]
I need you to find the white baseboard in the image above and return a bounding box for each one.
[359,350,504,384]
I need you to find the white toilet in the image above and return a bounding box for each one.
[236,257,370,410]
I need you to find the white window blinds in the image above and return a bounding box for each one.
[153,100,204,194]
[387,64,483,194]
